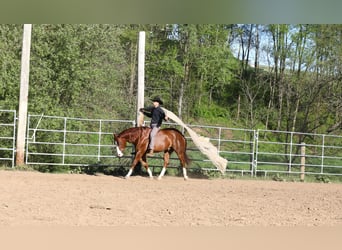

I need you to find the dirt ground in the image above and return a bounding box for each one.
[0,170,342,226]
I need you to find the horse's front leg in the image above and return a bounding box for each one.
[140,155,153,179]
[125,151,144,179]
[182,167,189,180]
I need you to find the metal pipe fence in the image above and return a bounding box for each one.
[255,129,342,177]
[26,114,135,167]
[0,110,16,168]
[1,111,342,178]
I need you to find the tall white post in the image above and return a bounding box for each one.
[300,142,306,181]
[16,24,32,166]
[137,31,145,126]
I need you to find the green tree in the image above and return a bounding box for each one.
[29,24,129,119]
[1,24,342,136]
[0,24,22,110]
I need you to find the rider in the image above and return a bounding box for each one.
[139,96,168,156]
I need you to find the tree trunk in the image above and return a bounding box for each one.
[237,94,241,120]
[254,24,260,70]
[178,79,184,119]
[129,42,137,97]
[292,97,300,132]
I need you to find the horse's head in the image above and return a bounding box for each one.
[113,133,126,158]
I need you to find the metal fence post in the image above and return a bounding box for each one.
[321,135,325,174]
[98,119,102,162]
[288,132,293,173]
[12,110,17,168]
[254,130,259,176]
[218,127,222,153]
[25,113,29,165]
[62,117,67,165]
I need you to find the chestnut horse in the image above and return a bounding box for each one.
[113,127,190,180]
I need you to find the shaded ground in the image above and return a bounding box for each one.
[0,170,341,226]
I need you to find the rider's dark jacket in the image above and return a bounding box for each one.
[140,106,166,127]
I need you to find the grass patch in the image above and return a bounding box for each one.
[0,164,36,172]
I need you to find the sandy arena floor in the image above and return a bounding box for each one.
[0,170,341,226]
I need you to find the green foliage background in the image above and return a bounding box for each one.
[1,24,342,135]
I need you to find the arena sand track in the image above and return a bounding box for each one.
[0,170,341,226]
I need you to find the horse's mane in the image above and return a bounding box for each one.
[118,127,150,142]
[118,127,149,136]
[118,126,146,134]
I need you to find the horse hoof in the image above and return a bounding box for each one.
[184,176,189,181]
[124,176,130,179]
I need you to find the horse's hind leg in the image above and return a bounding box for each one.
[158,150,171,180]
[176,151,189,180]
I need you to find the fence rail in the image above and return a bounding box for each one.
[1,110,342,178]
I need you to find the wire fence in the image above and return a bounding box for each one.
[1,110,342,178]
